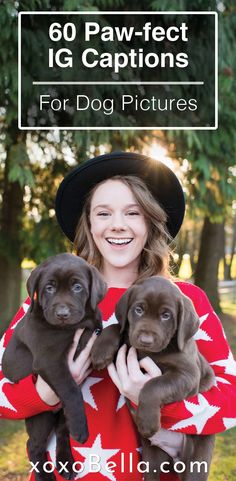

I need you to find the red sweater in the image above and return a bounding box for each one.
[0,282,236,481]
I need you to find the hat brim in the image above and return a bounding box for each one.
[55,152,185,241]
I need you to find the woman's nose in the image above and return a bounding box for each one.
[110,212,126,230]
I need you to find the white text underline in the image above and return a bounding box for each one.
[33,81,204,86]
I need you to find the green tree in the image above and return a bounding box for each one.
[0,1,28,329]
[0,0,148,332]
[167,2,236,310]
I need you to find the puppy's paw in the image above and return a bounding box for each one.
[70,423,89,444]
[136,406,160,439]
[56,448,76,480]
[35,472,56,481]
[56,464,76,480]
[91,353,114,370]
[71,430,89,444]
[56,463,74,481]
[91,343,116,370]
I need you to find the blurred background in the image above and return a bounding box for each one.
[0,1,235,480]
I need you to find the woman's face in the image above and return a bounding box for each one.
[90,179,148,273]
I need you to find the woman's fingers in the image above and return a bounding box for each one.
[107,346,162,405]
[68,331,98,384]
[78,332,98,361]
[67,328,85,364]
[70,331,97,366]
[107,362,122,392]
[77,358,91,379]
[127,347,143,379]
[139,356,162,378]
[115,344,128,380]
[126,347,162,380]
[79,367,93,384]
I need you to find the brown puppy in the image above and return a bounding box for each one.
[91,276,215,481]
[2,253,107,481]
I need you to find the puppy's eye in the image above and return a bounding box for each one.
[72,283,83,293]
[134,305,144,316]
[161,311,171,321]
[45,284,56,294]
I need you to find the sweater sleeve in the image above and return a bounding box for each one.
[161,282,236,435]
[0,299,59,419]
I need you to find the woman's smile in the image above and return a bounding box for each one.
[106,237,133,246]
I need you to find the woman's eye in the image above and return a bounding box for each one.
[72,283,83,293]
[134,305,144,316]
[45,284,56,294]
[161,311,171,321]
[127,211,140,216]
[97,211,110,216]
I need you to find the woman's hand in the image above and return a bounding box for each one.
[107,344,162,405]
[149,428,186,462]
[108,345,185,460]
[35,328,97,406]
[67,328,97,384]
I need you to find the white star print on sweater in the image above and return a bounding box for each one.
[170,394,221,434]
[74,434,120,481]
[81,377,104,410]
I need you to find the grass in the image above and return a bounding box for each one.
[0,299,236,481]
[0,419,28,480]
[221,300,236,316]
[209,428,236,481]
[208,302,236,481]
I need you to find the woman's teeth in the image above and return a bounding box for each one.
[106,238,132,245]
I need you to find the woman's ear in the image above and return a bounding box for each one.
[177,294,200,351]
[89,265,107,310]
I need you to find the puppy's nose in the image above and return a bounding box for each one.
[55,305,70,320]
[138,333,154,346]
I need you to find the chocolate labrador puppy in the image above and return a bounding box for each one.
[91,276,215,481]
[2,253,107,481]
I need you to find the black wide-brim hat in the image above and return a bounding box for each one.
[55,152,185,242]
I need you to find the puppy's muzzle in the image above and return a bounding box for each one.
[138,332,155,346]
[55,304,71,321]
[132,330,157,350]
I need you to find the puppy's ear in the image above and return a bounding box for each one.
[89,266,107,310]
[177,294,199,351]
[26,265,43,312]
[115,287,135,333]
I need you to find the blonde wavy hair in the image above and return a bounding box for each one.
[74,175,172,281]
